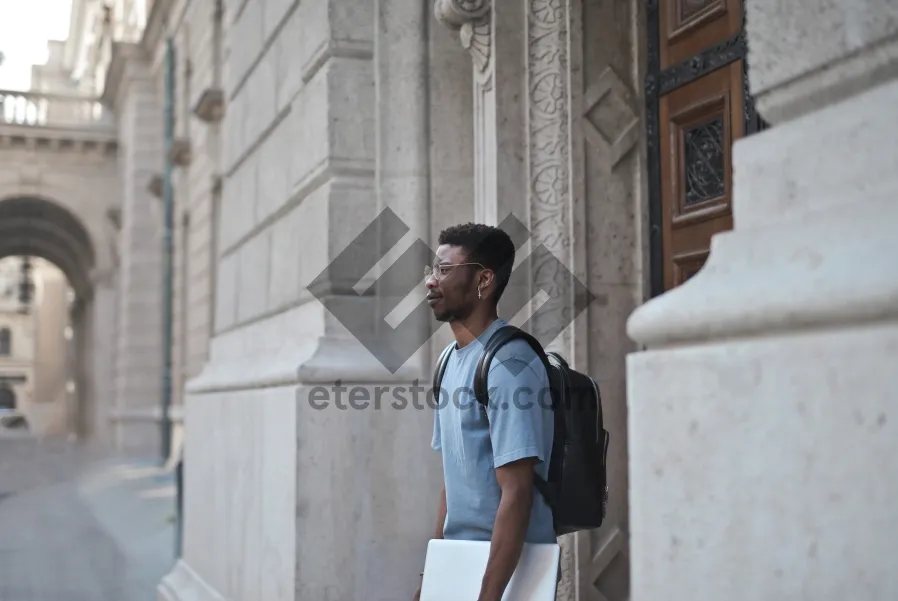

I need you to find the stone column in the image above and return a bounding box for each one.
[89,270,118,445]
[434,0,526,226]
[112,45,164,455]
[68,297,89,439]
[433,0,582,350]
[434,2,586,599]
[626,2,898,600]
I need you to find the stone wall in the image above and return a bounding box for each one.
[112,45,165,453]
[625,1,898,600]
[574,0,646,598]
[151,0,657,599]
[162,0,221,413]
[430,2,647,598]
[158,0,478,599]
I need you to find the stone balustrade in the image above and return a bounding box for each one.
[0,89,114,129]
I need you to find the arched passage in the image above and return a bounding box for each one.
[0,196,97,438]
[0,196,96,298]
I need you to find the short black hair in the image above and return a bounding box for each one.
[438,223,516,303]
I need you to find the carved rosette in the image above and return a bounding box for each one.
[528,0,572,353]
[434,0,492,80]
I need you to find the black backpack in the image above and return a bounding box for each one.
[433,324,610,536]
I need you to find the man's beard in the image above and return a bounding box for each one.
[433,308,459,322]
[433,304,470,323]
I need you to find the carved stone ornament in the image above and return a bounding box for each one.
[433,0,489,28]
[193,87,225,123]
[434,0,492,74]
[147,173,163,199]
[167,137,192,167]
[105,207,122,230]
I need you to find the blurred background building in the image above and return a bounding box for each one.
[0,256,74,436]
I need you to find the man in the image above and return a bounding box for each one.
[415,223,555,601]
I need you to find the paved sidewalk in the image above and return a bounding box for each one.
[0,437,177,601]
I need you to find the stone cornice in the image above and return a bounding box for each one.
[141,0,174,56]
[99,41,146,112]
[62,0,90,70]
[0,127,117,152]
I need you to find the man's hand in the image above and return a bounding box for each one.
[478,457,537,601]
[415,485,446,601]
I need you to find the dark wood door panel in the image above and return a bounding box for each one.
[659,60,743,291]
[672,248,709,286]
[647,0,760,295]
[660,0,743,69]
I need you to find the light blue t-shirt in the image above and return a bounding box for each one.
[431,318,556,544]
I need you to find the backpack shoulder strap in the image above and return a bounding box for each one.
[473,325,560,520]
[432,341,456,398]
[473,325,550,406]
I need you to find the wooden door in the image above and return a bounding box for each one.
[646,0,764,294]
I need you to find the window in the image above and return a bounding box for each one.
[0,327,10,355]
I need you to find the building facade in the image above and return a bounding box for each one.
[7,0,896,600]
[0,257,73,436]
[0,258,36,418]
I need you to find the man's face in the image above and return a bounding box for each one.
[425,244,483,322]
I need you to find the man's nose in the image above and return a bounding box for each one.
[425,275,438,289]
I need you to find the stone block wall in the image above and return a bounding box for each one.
[181,0,221,389]
[114,55,165,453]
[162,0,222,410]
[155,0,658,599]
[159,1,466,600]
[625,1,898,600]
[213,0,377,336]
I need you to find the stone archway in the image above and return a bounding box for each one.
[0,195,105,440]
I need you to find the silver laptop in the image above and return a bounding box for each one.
[420,538,561,601]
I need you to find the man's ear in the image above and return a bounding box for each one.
[479,269,495,292]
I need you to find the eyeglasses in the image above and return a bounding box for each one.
[424,262,484,281]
